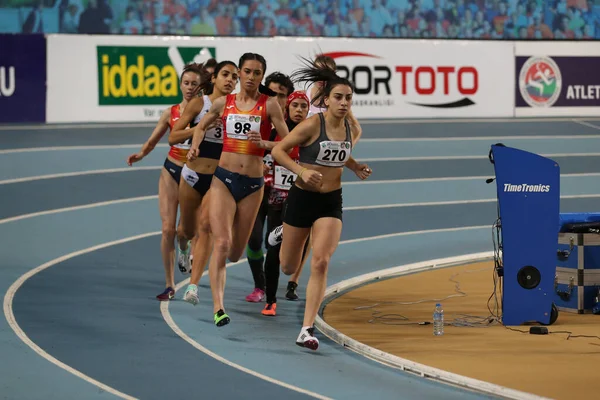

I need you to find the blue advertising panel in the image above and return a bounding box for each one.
[0,34,46,123]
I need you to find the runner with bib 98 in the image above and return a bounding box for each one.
[187,53,290,327]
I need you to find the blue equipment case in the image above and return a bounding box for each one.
[555,213,600,314]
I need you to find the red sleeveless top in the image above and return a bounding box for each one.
[222,94,271,157]
[167,104,190,163]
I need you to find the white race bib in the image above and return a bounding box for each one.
[316,141,351,167]
[225,114,261,140]
[204,125,223,144]
[263,154,274,175]
[273,165,297,190]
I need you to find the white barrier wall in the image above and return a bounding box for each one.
[46,35,515,123]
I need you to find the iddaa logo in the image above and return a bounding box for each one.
[0,66,16,97]
[503,183,550,193]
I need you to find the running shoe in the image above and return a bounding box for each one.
[285,281,299,301]
[214,309,230,327]
[183,284,199,305]
[177,240,192,274]
[245,288,265,302]
[296,326,319,350]
[156,287,175,301]
[268,225,284,247]
[262,302,277,316]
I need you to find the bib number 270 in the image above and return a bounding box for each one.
[322,149,347,162]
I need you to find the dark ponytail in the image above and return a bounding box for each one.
[291,56,354,109]
[258,83,277,97]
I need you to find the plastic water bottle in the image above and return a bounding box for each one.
[433,303,444,336]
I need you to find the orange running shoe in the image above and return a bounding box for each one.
[262,302,277,316]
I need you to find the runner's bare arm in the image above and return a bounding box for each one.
[169,97,205,146]
[126,109,170,165]
[188,96,226,159]
[249,97,290,150]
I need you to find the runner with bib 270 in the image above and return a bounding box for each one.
[271,58,372,350]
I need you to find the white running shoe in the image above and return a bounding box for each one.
[268,225,284,247]
[296,326,319,351]
[177,240,192,274]
[183,284,199,305]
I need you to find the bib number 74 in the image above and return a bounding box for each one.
[274,165,297,190]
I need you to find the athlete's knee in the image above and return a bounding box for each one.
[247,231,262,252]
[311,252,331,276]
[280,250,297,276]
[199,218,211,234]
[246,244,264,261]
[213,235,232,256]
[161,224,176,244]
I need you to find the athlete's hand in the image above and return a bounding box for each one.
[248,130,264,148]
[353,163,372,180]
[263,164,271,176]
[187,147,199,161]
[192,84,203,97]
[126,152,144,166]
[300,169,323,187]
[189,134,202,160]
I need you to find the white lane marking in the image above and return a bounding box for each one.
[161,225,492,399]
[342,173,600,185]
[0,196,158,225]
[0,167,161,185]
[2,117,599,131]
[3,136,600,154]
[3,232,163,400]
[0,144,166,154]
[572,119,600,131]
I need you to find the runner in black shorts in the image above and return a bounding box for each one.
[244,71,295,303]
[261,90,311,316]
[271,58,372,350]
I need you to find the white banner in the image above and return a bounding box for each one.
[514,42,600,117]
[46,35,514,123]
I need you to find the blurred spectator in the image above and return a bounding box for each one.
[1,0,600,39]
[22,0,44,33]
[121,6,143,34]
[78,0,112,34]
[62,3,80,33]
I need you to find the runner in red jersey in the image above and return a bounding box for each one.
[244,72,295,304]
[188,53,289,326]
[126,63,203,301]
[261,91,311,317]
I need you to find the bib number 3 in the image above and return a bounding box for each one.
[226,114,261,140]
[205,125,223,143]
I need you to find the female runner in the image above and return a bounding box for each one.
[168,61,239,304]
[188,53,289,326]
[261,90,311,316]
[126,63,203,301]
[271,60,372,350]
[245,71,295,303]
